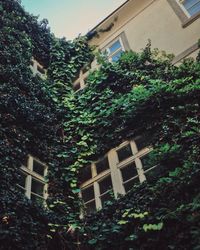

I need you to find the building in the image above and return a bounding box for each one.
[76,0,200,213]
[73,0,200,91]
[19,0,200,213]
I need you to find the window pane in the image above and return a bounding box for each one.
[121,162,138,182]
[145,165,165,181]
[31,193,44,205]
[183,0,200,9]
[81,186,94,202]
[140,154,152,171]
[79,166,92,183]
[109,40,122,54]
[31,178,44,196]
[101,192,112,206]
[85,200,96,214]
[134,136,147,152]
[19,172,27,188]
[96,157,109,174]
[187,2,200,15]
[73,82,81,91]
[33,160,45,176]
[99,176,112,195]
[124,178,139,193]
[111,50,123,62]
[117,144,133,162]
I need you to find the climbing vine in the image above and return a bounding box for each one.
[0,1,200,249]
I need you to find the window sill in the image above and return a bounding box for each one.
[182,11,200,28]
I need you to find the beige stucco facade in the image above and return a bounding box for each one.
[73,0,200,90]
[89,0,200,62]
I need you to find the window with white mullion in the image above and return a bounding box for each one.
[120,161,139,193]
[19,155,48,202]
[106,37,125,62]
[99,189,112,207]
[185,0,200,15]
[98,175,113,207]
[178,0,200,16]
[81,184,97,212]
[80,137,157,213]
[122,175,140,193]
[18,170,27,191]
[26,175,32,199]
[84,199,96,213]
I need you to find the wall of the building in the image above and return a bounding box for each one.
[89,0,200,61]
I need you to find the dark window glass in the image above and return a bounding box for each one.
[134,136,147,151]
[79,166,92,183]
[145,165,164,181]
[99,176,112,195]
[19,172,27,188]
[73,82,81,91]
[124,177,139,193]
[121,162,138,182]
[85,200,96,214]
[140,154,152,171]
[117,144,133,162]
[31,194,44,204]
[96,157,109,174]
[100,192,112,206]
[81,186,94,202]
[31,178,44,196]
[33,160,45,176]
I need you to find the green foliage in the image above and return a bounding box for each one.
[0,0,92,249]
[1,1,200,249]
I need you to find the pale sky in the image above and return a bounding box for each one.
[21,0,127,40]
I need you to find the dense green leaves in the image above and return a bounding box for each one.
[1,0,200,249]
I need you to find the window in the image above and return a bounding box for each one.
[179,0,200,16]
[106,38,125,62]
[30,59,46,78]
[18,155,48,204]
[80,137,156,213]
[37,65,46,75]
[96,157,109,174]
[120,162,139,193]
[72,69,89,92]
[102,32,130,62]
[168,0,200,26]
[99,176,113,206]
[80,156,112,213]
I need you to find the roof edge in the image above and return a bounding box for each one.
[87,0,130,35]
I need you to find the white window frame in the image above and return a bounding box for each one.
[30,58,47,79]
[106,36,125,62]
[80,138,156,213]
[177,0,200,17]
[18,155,48,203]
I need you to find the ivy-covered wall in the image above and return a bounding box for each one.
[56,47,200,249]
[0,1,92,249]
[0,1,200,250]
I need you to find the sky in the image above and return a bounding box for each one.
[21,0,127,40]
